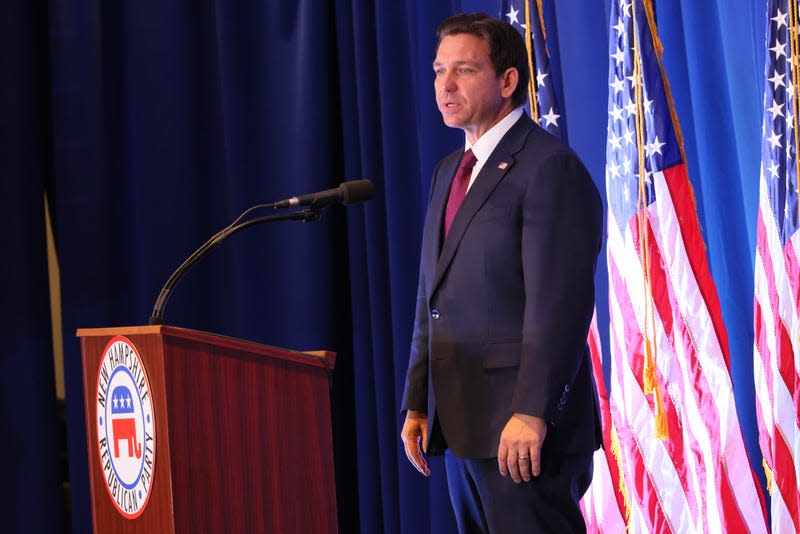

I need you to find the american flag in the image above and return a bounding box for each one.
[580,312,628,533]
[755,1,800,531]
[501,1,561,138]
[501,3,629,529]
[606,0,768,532]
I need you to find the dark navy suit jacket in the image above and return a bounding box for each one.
[401,113,604,460]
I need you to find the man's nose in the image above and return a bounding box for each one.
[439,72,457,92]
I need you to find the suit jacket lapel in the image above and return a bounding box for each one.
[430,152,463,254]
[431,114,534,297]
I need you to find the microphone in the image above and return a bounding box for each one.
[273,179,374,209]
[148,178,373,325]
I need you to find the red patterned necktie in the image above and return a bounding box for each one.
[443,149,477,237]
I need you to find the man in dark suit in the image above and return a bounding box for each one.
[400,13,603,533]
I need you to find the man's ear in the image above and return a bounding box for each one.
[500,67,519,99]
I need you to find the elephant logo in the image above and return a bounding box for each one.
[95,336,156,519]
[110,385,142,459]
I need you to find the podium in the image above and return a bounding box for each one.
[78,325,338,533]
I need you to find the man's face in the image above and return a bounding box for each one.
[433,33,516,143]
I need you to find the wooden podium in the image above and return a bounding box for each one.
[78,325,338,533]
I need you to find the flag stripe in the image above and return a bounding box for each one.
[587,320,629,524]
[757,208,800,435]
[778,321,800,429]
[719,460,750,534]
[753,299,776,468]
[581,315,629,533]
[629,211,710,526]
[608,248,692,532]
[774,424,800,531]
[656,164,732,369]
[784,240,800,314]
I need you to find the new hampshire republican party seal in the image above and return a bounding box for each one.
[95,335,156,519]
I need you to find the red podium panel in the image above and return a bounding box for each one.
[78,325,337,533]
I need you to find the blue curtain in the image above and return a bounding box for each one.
[1,1,65,531]
[4,0,770,532]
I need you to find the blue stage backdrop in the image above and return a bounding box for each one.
[4,0,769,532]
[1,0,65,532]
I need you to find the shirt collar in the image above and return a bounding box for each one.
[465,107,524,164]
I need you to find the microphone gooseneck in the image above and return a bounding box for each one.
[148,179,373,325]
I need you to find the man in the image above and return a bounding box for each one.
[400,13,603,533]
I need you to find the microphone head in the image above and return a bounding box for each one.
[340,179,374,205]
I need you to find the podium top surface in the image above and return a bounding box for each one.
[76,324,335,369]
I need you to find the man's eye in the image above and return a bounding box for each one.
[458,68,473,74]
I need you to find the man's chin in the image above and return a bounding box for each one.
[440,115,463,129]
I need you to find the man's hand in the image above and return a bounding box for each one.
[401,410,430,476]
[497,413,547,483]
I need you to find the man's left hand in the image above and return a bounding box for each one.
[497,413,547,483]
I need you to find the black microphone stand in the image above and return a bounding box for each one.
[148,208,322,325]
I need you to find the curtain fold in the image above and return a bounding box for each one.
[1,1,65,531]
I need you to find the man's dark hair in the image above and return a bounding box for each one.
[437,13,530,108]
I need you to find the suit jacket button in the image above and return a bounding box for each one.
[431,309,440,320]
